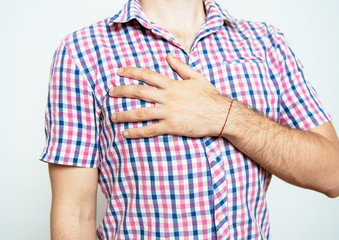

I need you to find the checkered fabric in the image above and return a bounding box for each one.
[40,0,331,239]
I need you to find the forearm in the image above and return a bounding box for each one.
[222,99,339,197]
[50,203,97,240]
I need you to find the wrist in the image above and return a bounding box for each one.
[211,96,234,137]
[218,99,247,139]
[217,99,234,137]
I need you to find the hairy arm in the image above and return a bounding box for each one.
[223,100,339,198]
[49,163,99,240]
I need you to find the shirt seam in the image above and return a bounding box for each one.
[61,40,103,113]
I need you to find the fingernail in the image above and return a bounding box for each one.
[117,68,124,74]
[111,113,117,120]
[168,53,175,59]
[108,87,114,96]
[123,131,130,137]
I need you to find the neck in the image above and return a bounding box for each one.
[138,0,206,32]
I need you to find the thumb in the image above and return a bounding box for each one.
[166,53,203,80]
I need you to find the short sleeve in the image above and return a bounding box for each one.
[40,41,101,168]
[269,28,332,130]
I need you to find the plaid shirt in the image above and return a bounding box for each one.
[40,0,331,239]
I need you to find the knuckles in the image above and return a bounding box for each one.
[144,126,157,136]
[135,108,146,120]
[140,69,151,80]
[184,125,195,136]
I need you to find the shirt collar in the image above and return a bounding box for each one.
[106,0,238,30]
[203,0,238,30]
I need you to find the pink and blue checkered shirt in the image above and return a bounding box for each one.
[40,0,331,239]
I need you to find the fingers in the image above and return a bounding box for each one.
[117,67,168,89]
[109,84,163,103]
[166,53,204,80]
[122,123,166,138]
[111,107,167,138]
[111,107,166,123]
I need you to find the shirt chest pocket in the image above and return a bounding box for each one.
[215,55,280,120]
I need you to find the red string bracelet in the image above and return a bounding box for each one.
[218,99,234,138]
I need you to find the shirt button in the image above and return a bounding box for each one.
[192,52,198,57]
[217,214,224,222]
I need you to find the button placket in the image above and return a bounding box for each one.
[204,138,230,239]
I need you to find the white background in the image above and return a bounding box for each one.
[0,0,338,239]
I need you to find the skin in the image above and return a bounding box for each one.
[109,53,339,198]
[49,163,98,240]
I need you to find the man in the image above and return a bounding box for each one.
[40,0,339,239]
